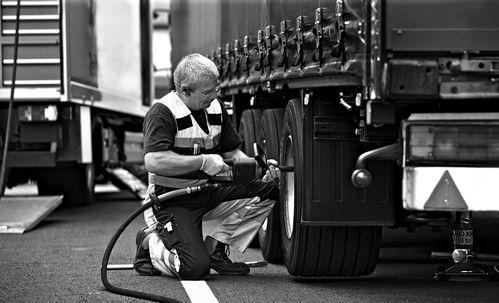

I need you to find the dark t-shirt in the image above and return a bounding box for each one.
[143,98,242,155]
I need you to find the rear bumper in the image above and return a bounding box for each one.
[403,166,499,211]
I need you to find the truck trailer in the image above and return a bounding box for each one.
[169,0,499,278]
[0,0,160,205]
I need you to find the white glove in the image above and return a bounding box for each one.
[200,154,229,176]
[262,159,280,183]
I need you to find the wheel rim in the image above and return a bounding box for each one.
[283,134,295,239]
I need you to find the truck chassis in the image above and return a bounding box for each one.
[169,0,499,277]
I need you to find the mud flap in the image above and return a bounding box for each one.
[0,195,62,233]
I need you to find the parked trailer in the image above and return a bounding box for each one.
[170,0,499,277]
[0,0,157,205]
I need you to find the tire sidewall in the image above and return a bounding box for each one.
[257,109,284,262]
[238,109,261,157]
[238,115,250,155]
[257,111,275,248]
[279,100,303,272]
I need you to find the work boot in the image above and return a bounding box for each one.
[133,227,161,276]
[205,237,250,275]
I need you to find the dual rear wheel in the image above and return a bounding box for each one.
[279,99,382,277]
[257,109,285,263]
[238,109,262,157]
[239,108,286,262]
[246,99,382,277]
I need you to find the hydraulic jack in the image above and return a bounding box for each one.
[431,211,499,281]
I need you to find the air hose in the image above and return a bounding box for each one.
[0,0,21,194]
[101,184,219,303]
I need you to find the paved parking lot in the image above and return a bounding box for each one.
[1,187,499,302]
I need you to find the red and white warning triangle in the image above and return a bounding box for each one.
[423,170,468,210]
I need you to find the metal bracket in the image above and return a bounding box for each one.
[431,212,499,281]
[351,143,401,188]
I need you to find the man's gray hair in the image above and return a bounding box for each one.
[173,53,219,91]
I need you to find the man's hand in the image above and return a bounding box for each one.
[201,154,230,176]
[262,159,280,183]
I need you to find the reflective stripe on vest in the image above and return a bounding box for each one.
[152,91,223,188]
[157,92,222,150]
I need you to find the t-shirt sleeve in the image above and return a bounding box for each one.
[218,101,243,152]
[143,103,177,154]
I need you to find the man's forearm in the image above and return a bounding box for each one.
[145,150,203,176]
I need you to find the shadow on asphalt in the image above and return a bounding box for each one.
[34,218,68,229]
[289,275,499,287]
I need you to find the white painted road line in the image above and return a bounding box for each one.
[181,280,219,303]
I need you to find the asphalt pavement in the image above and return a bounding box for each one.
[1,186,499,303]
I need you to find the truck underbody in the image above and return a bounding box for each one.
[170,0,499,277]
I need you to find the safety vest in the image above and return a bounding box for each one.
[149,91,223,189]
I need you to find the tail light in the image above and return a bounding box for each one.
[403,114,499,164]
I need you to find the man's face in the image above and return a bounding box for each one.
[186,80,221,111]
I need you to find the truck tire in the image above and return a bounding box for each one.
[239,109,262,248]
[37,163,95,206]
[238,109,262,157]
[257,108,285,263]
[279,99,381,277]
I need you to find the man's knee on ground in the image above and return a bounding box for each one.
[178,254,211,280]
